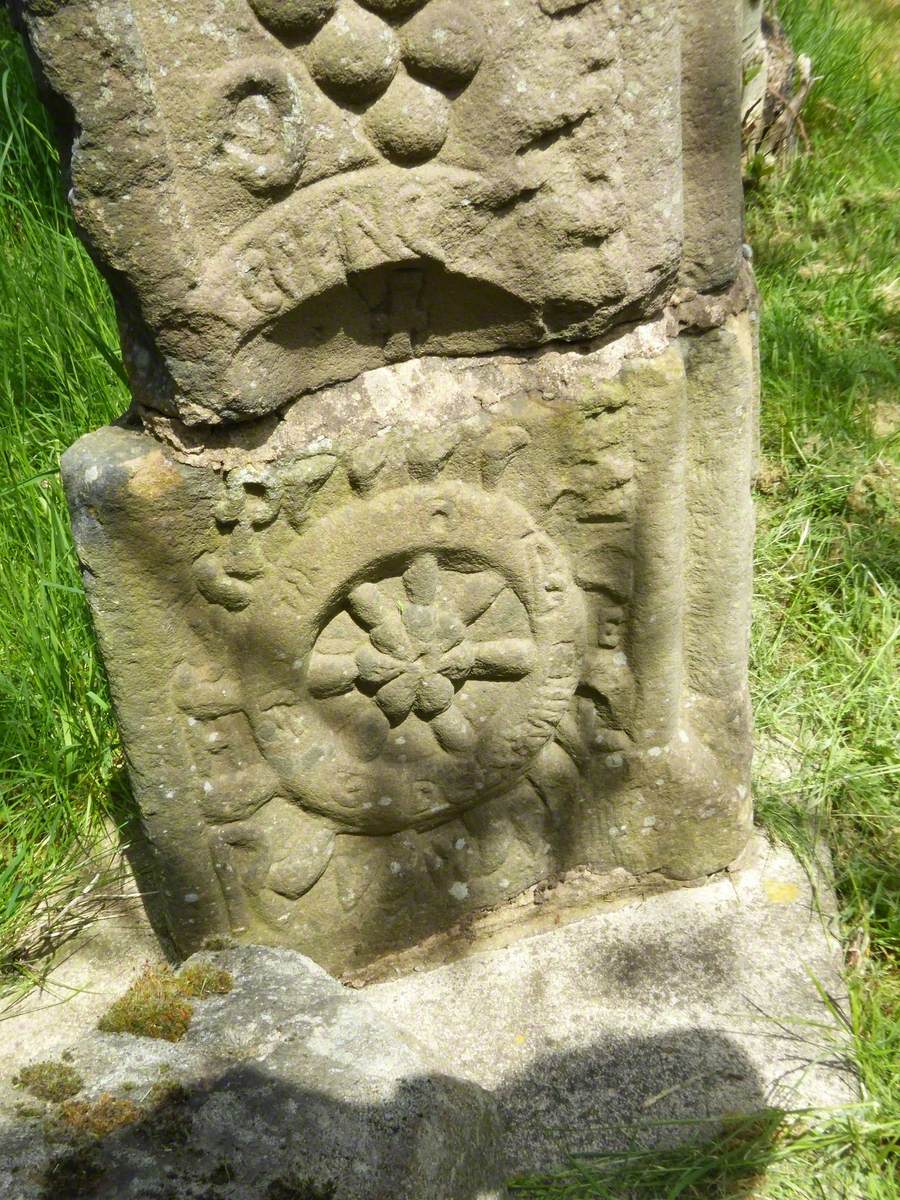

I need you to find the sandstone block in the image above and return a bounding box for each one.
[61,316,756,976]
[13,0,746,423]
[13,0,761,986]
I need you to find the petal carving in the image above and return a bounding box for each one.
[470,638,536,680]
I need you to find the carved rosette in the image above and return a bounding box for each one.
[245,482,583,833]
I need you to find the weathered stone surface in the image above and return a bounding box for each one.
[369,835,856,1171]
[0,946,508,1199]
[15,0,761,992]
[679,0,744,289]
[60,316,757,976]
[0,839,854,1195]
[12,0,746,423]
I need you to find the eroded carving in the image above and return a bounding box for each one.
[204,59,307,191]
[16,0,697,421]
[60,325,757,971]
[238,483,581,833]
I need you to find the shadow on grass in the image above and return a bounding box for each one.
[509,1107,790,1200]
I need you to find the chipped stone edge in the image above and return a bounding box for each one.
[135,271,757,472]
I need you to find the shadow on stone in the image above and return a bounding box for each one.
[1,1026,775,1200]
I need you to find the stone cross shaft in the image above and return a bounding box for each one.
[16,0,757,978]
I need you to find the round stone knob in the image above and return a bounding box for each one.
[248,0,337,36]
[204,60,306,192]
[401,1,483,88]
[308,5,401,102]
[364,72,450,164]
[358,0,425,16]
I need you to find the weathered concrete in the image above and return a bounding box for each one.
[0,837,854,1197]
[0,946,507,1200]
[369,834,856,1170]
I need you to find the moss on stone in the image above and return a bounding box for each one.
[144,1079,195,1147]
[13,1059,84,1102]
[177,962,234,998]
[59,1093,141,1137]
[266,1174,337,1200]
[96,961,233,1042]
[97,965,194,1041]
[38,1144,104,1200]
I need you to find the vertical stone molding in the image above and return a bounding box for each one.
[15,0,758,976]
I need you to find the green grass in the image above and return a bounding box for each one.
[0,21,129,974]
[0,0,897,1194]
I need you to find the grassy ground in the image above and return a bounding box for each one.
[0,18,128,977]
[0,0,897,1194]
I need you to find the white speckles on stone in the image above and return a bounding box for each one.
[612,651,628,668]
[378,796,393,806]
[390,861,402,875]
[449,881,469,901]
[84,465,99,484]
[184,892,200,904]
[605,752,624,768]
[454,838,467,851]
[203,780,214,794]
[647,746,662,758]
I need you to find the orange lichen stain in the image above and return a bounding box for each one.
[125,450,182,501]
[763,880,801,905]
[59,1093,141,1136]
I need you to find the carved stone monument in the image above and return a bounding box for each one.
[17,0,757,979]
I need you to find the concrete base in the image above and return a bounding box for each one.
[0,836,855,1198]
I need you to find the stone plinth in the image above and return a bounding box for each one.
[0,838,855,1198]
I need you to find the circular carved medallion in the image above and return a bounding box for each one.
[248,483,582,834]
[204,59,306,192]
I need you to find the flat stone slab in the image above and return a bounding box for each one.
[369,834,856,1172]
[0,946,506,1200]
[0,836,854,1198]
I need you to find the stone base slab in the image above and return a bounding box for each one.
[0,836,855,1198]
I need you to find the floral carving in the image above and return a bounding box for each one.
[307,552,536,752]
